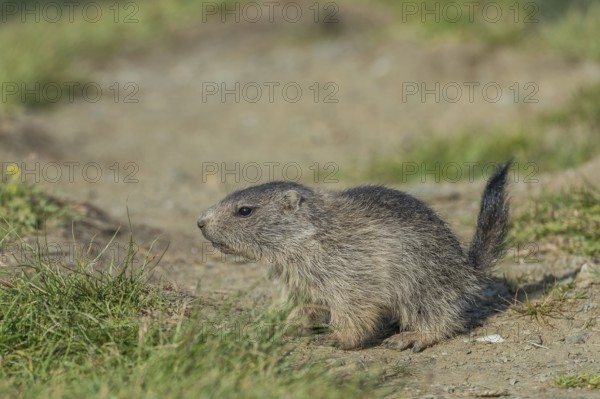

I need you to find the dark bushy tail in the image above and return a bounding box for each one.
[468,162,511,270]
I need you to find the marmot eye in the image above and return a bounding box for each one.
[238,207,253,217]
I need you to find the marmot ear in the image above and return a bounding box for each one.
[282,190,302,213]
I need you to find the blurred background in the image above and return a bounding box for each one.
[1,0,600,238]
[1,3,600,394]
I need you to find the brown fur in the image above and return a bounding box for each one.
[197,163,510,351]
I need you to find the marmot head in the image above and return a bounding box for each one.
[197,181,317,261]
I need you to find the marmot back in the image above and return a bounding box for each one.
[197,163,511,351]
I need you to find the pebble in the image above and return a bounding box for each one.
[564,332,589,345]
[526,335,543,345]
[582,302,598,312]
[575,262,598,287]
[476,334,505,343]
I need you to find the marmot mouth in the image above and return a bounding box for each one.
[211,241,236,254]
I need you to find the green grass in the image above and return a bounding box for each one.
[0,1,226,114]
[540,3,600,61]
[0,230,171,382]
[0,225,379,398]
[3,0,600,115]
[363,83,600,183]
[555,371,600,389]
[2,0,600,115]
[511,282,587,324]
[0,177,383,397]
[385,0,538,46]
[381,0,600,61]
[510,184,600,257]
[0,166,69,235]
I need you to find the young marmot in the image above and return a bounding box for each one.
[197,163,510,351]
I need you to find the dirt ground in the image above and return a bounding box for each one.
[1,3,600,398]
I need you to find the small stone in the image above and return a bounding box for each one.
[575,262,598,288]
[510,378,518,385]
[526,335,543,346]
[565,332,589,345]
[583,303,598,312]
[476,334,505,343]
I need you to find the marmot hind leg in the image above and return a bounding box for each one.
[328,308,380,350]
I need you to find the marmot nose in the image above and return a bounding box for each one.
[197,216,206,230]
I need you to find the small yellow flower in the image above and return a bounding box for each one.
[6,164,21,180]
[4,164,21,195]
